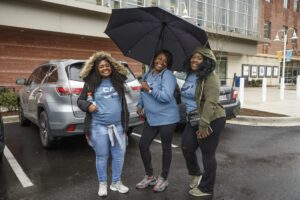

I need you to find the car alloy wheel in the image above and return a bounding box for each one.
[39,111,54,149]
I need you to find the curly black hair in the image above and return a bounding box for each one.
[186,55,216,82]
[151,49,173,68]
[90,57,127,96]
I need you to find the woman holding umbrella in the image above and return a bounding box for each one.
[77,51,129,197]
[181,47,226,197]
[136,49,180,192]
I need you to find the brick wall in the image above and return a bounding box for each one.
[0,26,142,90]
[258,0,300,55]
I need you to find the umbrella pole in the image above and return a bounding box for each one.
[150,23,166,69]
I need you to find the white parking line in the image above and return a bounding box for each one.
[131,132,179,148]
[4,146,34,188]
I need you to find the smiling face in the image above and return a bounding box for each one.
[97,59,112,77]
[153,53,168,72]
[190,52,204,71]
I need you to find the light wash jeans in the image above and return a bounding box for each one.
[91,123,126,183]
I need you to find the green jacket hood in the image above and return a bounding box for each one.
[193,47,216,62]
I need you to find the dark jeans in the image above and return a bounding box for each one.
[181,117,226,193]
[139,121,176,179]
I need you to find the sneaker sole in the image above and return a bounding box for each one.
[110,186,129,194]
[136,180,157,189]
[98,192,107,197]
[153,183,169,192]
[188,190,212,197]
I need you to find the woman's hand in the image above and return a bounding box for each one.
[88,104,98,113]
[137,107,144,116]
[196,129,210,139]
[140,81,151,92]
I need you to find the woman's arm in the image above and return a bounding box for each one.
[151,70,176,103]
[77,83,93,112]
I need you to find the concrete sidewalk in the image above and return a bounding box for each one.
[228,87,300,127]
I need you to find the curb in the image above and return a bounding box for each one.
[3,115,19,124]
[227,115,300,127]
[3,115,300,127]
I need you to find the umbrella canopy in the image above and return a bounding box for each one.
[105,6,210,71]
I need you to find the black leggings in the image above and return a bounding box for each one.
[139,121,177,179]
[181,117,226,193]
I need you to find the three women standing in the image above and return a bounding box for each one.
[77,51,129,197]
[181,47,226,197]
[136,50,180,192]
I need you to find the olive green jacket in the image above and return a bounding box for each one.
[195,71,226,132]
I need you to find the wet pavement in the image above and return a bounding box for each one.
[1,123,300,200]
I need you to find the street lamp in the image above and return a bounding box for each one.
[274,28,298,99]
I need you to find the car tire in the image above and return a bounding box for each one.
[39,111,55,149]
[18,104,30,126]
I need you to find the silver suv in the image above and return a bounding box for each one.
[16,60,143,149]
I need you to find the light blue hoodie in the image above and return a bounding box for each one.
[137,69,180,126]
[181,72,198,113]
[92,79,122,125]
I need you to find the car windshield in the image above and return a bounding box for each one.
[67,62,136,83]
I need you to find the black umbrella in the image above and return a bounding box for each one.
[104,6,210,71]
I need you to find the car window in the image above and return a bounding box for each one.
[67,62,85,82]
[122,63,136,82]
[26,67,41,86]
[46,66,58,83]
[38,65,51,83]
[125,68,136,82]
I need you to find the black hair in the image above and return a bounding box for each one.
[186,54,216,81]
[91,57,127,96]
[151,49,173,68]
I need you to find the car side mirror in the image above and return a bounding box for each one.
[16,79,27,85]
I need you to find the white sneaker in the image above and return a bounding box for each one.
[98,182,107,197]
[189,175,202,189]
[110,181,129,194]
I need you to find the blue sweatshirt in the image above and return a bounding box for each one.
[137,69,180,126]
[181,72,198,113]
[92,79,122,125]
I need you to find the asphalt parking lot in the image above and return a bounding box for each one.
[1,122,300,200]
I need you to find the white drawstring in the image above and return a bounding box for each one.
[107,124,124,150]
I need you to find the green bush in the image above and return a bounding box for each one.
[248,79,262,87]
[0,91,18,111]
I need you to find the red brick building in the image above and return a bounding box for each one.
[258,0,300,83]
[0,26,141,90]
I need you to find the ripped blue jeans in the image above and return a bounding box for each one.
[91,123,126,183]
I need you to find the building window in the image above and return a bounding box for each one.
[265,0,270,2]
[127,0,144,7]
[294,0,299,11]
[283,0,289,8]
[216,57,227,85]
[112,0,121,8]
[264,21,271,39]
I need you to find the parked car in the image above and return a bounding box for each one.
[174,71,240,125]
[16,60,143,149]
[0,113,4,160]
